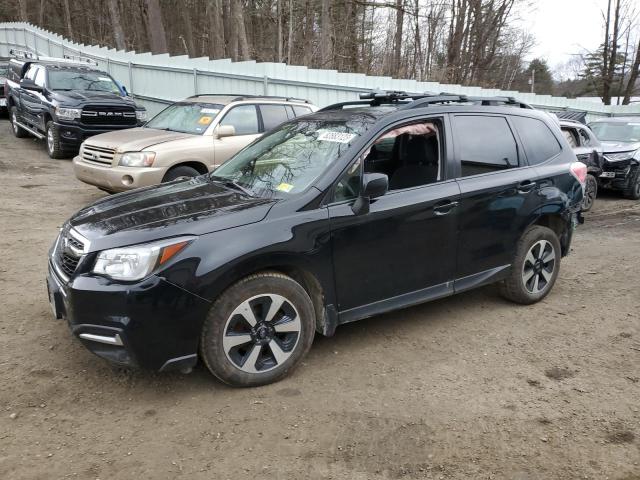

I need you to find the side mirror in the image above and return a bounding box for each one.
[351,173,388,215]
[20,78,42,92]
[121,85,129,96]
[215,125,236,139]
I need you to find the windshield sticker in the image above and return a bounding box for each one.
[201,108,220,114]
[98,76,111,82]
[276,182,294,193]
[317,131,357,144]
[198,116,214,125]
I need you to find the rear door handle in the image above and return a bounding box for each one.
[433,200,459,215]
[517,180,537,193]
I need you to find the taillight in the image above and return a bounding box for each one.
[570,162,587,185]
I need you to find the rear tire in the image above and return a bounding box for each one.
[200,272,315,387]
[500,225,561,305]
[162,165,201,183]
[623,167,640,200]
[582,174,598,211]
[10,107,28,138]
[46,121,66,159]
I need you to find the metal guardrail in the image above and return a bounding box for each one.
[1,22,639,120]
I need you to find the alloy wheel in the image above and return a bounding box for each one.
[583,177,596,210]
[522,240,556,294]
[222,294,301,374]
[47,128,54,154]
[11,112,18,134]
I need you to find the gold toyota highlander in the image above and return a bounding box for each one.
[73,94,316,192]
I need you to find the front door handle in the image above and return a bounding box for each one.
[517,180,537,193]
[433,200,459,216]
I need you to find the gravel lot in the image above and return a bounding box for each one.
[0,117,639,480]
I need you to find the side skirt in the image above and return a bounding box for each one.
[336,265,510,327]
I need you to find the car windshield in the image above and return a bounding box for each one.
[48,70,121,94]
[145,102,224,135]
[210,118,367,197]
[590,121,640,143]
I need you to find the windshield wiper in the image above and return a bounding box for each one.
[210,176,255,196]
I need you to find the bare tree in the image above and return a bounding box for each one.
[107,0,126,50]
[142,0,168,54]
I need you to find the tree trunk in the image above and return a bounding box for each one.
[17,0,28,22]
[622,38,640,105]
[107,0,127,50]
[231,0,250,60]
[38,0,46,25]
[286,0,294,63]
[277,0,283,62]
[320,0,333,67]
[142,0,168,54]
[391,0,405,76]
[207,0,225,58]
[602,0,613,104]
[62,0,73,41]
[182,3,196,56]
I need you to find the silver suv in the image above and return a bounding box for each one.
[73,95,316,192]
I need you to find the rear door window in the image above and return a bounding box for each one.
[453,115,519,177]
[511,116,562,165]
[293,106,312,117]
[259,104,289,131]
[34,67,46,87]
[219,104,259,135]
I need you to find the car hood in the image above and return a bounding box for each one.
[69,176,277,252]
[83,127,194,152]
[601,141,640,154]
[52,90,136,105]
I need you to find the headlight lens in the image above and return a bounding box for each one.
[119,151,156,167]
[605,150,636,162]
[56,107,82,121]
[136,110,147,122]
[92,237,194,281]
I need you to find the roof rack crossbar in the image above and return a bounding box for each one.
[187,93,310,103]
[62,54,98,65]
[9,49,38,59]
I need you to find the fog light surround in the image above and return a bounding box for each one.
[121,175,134,186]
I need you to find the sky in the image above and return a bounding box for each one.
[523,0,609,72]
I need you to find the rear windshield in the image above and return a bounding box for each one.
[48,70,121,94]
[589,121,640,143]
[145,102,224,135]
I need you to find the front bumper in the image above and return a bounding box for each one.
[72,155,166,192]
[47,261,210,371]
[598,161,635,190]
[54,121,143,151]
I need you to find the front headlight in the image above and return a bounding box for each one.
[136,110,147,122]
[56,107,82,121]
[119,151,156,167]
[605,150,637,162]
[92,237,194,281]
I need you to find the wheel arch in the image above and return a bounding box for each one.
[166,160,209,176]
[531,213,571,256]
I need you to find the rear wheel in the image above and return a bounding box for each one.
[500,225,561,305]
[10,107,28,138]
[623,167,640,200]
[46,121,66,159]
[200,272,315,387]
[162,165,201,183]
[582,174,598,211]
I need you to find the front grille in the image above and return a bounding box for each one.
[81,143,115,166]
[81,105,137,126]
[53,229,86,279]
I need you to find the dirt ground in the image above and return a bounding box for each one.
[0,117,639,480]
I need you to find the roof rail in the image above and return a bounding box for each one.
[63,54,98,66]
[320,90,533,111]
[188,93,311,104]
[9,49,38,60]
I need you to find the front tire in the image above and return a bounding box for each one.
[200,272,315,387]
[162,165,200,183]
[10,107,28,138]
[582,174,598,211]
[46,121,66,159]
[500,226,561,305]
[623,167,640,200]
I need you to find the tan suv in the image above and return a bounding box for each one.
[72,95,316,192]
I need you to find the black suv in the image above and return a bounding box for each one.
[6,51,145,158]
[46,93,585,387]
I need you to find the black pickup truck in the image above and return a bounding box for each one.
[5,52,146,158]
